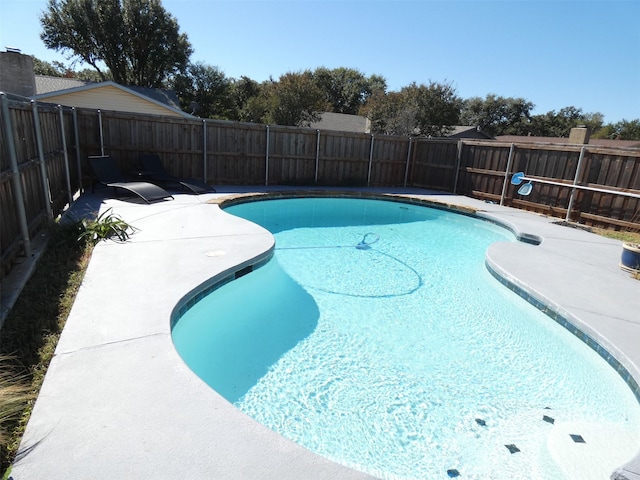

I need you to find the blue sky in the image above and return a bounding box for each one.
[1,0,639,123]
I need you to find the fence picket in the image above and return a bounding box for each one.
[1,98,639,281]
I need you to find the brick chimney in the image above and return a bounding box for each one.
[568,126,591,145]
[0,49,36,97]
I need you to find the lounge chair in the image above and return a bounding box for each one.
[88,155,173,204]
[136,154,216,194]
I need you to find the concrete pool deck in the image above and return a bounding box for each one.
[9,187,640,480]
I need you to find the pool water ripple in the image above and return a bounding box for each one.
[172,198,640,479]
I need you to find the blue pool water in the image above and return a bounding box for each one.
[172,198,640,479]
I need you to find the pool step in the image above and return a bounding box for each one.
[446,407,593,478]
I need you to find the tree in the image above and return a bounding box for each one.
[241,90,274,124]
[171,62,234,119]
[32,57,68,77]
[75,67,109,82]
[593,119,640,140]
[360,91,414,135]
[271,71,325,126]
[459,94,534,136]
[32,56,111,81]
[242,72,324,127]
[367,74,387,97]
[312,67,387,115]
[528,107,606,138]
[40,0,192,87]
[581,112,605,135]
[405,81,462,137]
[230,76,261,122]
[591,124,617,140]
[362,81,462,136]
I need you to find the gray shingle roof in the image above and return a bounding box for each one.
[34,75,91,94]
[308,112,371,133]
[127,86,181,110]
[448,126,493,139]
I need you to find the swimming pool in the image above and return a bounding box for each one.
[172,197,640,479]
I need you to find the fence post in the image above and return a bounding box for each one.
[265,125,270,186]
[1,93,32,257]
[72,107,83,194]
[315,129,320,184]
[367,134,375,186]
[31,101,53,221]
[403,137,413,187]
[565,145,587,223]
[98,109,104,155]
[58,106,73,205]
[500,143,516,206]
[203,119,208,183]
[453,139,463,194]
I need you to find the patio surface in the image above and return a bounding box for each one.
[8,187,640,480]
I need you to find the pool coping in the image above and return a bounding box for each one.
[9,187,640,480]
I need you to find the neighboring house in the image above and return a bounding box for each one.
[447,126,493,140]
[0,49,190,118]
[306,116,493,140]
[496,135,640,149]
[309,112,371,133]
[33,77,191,119]
[34,75,89,94]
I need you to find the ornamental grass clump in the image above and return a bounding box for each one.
[0,357,32,448]
[78,208,136,244]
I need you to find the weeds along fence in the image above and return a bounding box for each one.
[2,95,640,281]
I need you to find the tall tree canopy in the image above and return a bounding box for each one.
[362,81,462,136]
[592,119,640,140]
[230,76,261,121]
[528,107,604,138]
[361,90,415,136]
[406,82,462,137]
[40,0,192,87]
[312,67,387,115]
[459,94,534,136]
[242,71,325,127]
[32,56,108,81]
[170,62,234,119]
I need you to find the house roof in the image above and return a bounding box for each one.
[448,126,493,139]
[35,75,91,94]
[127,86,181,111]
[308,112,371,133]
[33,77,190,118]
[495,135,640,149]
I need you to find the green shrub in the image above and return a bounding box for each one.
[78,208,135,244]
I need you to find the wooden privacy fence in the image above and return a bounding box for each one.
[2,96,640,282]
[457,140,640,230]
[1,94,81,279]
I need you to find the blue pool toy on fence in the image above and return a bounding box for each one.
[511,171,533,196]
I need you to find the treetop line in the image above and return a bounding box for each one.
[36,0,639,140]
